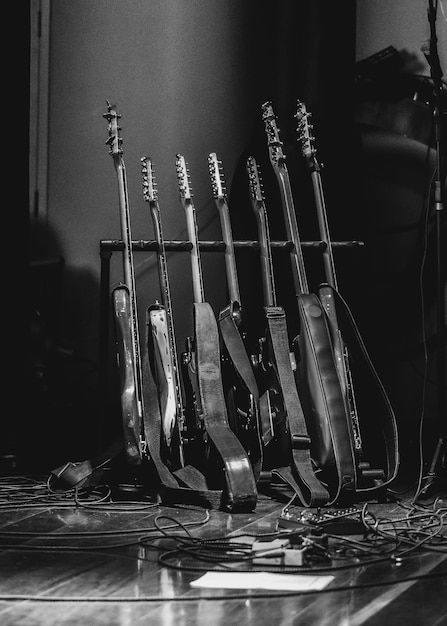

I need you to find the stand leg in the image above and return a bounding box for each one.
[416,0,446,501]
[418,435,447,498]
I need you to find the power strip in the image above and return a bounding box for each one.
[278,506,365,535]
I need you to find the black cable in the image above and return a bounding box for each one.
[0,569,444,603]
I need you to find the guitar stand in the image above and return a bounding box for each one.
[416,0,446,501]
[98,237,363,452]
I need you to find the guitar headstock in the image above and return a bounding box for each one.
[208,152,227,201]
[246,156,266,210]
[103,100,123,160]
[141,156,158,203]
[175,153,193,205]
[261,101,286,169]
[295,100,317,165]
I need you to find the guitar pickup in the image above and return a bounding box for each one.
[289,351,297,371]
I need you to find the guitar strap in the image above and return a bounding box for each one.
[264,306,330,507]
[49,439,124,491]
[140,312,226,510]
[321,284,400,490]
[218,302,263,481]
[296,293,358,504]
[192,302,258,511]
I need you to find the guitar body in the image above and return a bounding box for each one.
[255,327,291,470]
[218,300,263,479]
[193,302,257,509]
[180,336,210,473]
[112,286,142,465]
[180,304,258,508]
[220,346,259,460]
[317,284,400,493]
[294,293,357,498]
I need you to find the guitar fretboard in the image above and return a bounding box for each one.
[176,153,205,304]
[208,152,241,307]
[246,156,277,308]
[295,100,338,290]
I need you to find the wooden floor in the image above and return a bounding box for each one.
[0,471,446,626]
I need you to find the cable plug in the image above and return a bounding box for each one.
[303,527,329,549]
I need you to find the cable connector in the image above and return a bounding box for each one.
[252,545,308,566]
[303,527,329,549]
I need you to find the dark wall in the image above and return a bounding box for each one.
[229,1,358,345]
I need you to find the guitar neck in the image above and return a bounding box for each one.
[261,101,309,296]
[114,157,143,385]
[141,156,179,340]
[275,166,309,295]
[176,154,205,304]
[115,159,136,291]
[295,99,338,291]
[144,186,182,384]
[185,202,205,304]
[307,157,342,371]
[246,156,277,308]
[257,206,277,308]
[208,153,241,307]
[310,169,338,291]
[149,199,174,310]
[217,197,241,304]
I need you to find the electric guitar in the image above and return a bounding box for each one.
[176,154,257,511]
[208,152,263,477]
[294,100,400,492]
[141,156,185,470]
[295,100,363,459]
[261,101,357,500]
[246,155,290,468]
[103,101,145,464]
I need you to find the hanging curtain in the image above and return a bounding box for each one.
[229,0,357,341]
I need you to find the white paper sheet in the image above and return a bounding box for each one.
[190,571,334,591]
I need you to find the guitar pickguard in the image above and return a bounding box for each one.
[149,305,177,448]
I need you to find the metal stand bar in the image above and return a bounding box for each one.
[100,238,364,254]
